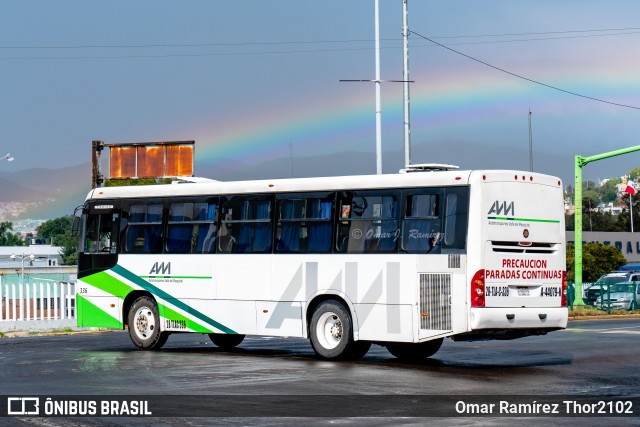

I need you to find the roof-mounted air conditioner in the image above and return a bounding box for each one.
[399,163,460,173]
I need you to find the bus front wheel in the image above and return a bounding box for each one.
[208,333,245,349]
[309,300,370,360]
[386,338,443,362]
[127,296,169,350]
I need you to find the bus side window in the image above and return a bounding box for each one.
[218,197,272,253]
[125,204,164,253]
[402,194,441,254]
[336,192,398,253]
[276,199,306,253]
[441,187,469,253]
[444,193,458,246]
[84,211,118,254]
[276,197,333,253]
[84,215,99,253]
[167,201,217,253]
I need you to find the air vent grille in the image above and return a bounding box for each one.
[419,273,452,331]
[491,241,558,254]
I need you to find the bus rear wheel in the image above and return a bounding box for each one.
[309,300,370,360]
[208,333,245,349]
[128,296,169,350]
[386,338,443,362]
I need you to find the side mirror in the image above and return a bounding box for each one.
[71,205,84,236]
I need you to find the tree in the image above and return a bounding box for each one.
[599,178,621,204]
[36,216,77,265]
[0,221,25,246]
[36,216,73,244]
[566,242,626,283]
[628,167,640,181]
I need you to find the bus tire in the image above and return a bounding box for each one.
[128,296,169,350]
[386,338,443,361]
[208,333,245,349]
[309,300,369,360]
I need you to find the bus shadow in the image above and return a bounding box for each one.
[156,339,574,369]
[375,350,574,369]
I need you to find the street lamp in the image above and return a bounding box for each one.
[1,153,14,162]
[10,253,35,285]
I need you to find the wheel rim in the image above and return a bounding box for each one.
[133,305,156,341]
[316,311,343,350]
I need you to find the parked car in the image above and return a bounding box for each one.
[585,271,640,306]
[595,283,640,311]
[618,263,640,272]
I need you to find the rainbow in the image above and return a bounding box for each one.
[191,54,640,168]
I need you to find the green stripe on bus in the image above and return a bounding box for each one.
[140,276,213,279]
[111,264,237,335]
[158,304,214,333]
[76,294,123,329]
[488,216,560,223]
[82,271,135,297]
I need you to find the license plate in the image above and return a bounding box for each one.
[517,287,530,296]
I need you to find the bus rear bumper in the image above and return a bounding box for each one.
[453,307,568,341]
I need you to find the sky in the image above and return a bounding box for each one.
[1,1,640,191]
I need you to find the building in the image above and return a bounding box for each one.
[0,245,64,269]
[566,231,640,263]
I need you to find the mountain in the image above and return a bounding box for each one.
[0,163,92,219]
[2,139,630,221]
[199,140,574,183]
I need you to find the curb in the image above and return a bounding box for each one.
[569,313,640,321]
[0,328,115,339]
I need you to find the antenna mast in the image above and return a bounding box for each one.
[528,109,533,171]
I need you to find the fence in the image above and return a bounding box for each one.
[581,283,592,299]
[1,281,75,324]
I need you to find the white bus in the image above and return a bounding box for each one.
[74,167,568,361]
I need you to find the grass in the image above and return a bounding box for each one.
[569,304,639,317]
[1,327,78,338]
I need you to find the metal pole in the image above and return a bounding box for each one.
[402,0,411,168]
[574,143,640,305]
[574,156,584,305]
[631,192,634,233]
[374,0,382,175]
[20,256,24,320]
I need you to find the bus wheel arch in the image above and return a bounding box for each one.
[122,290,154,329]
[307,296,370,360]
[306,293,358,335]
[126,293,169,350]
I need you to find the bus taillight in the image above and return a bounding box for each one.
[561,271,568,307]
[471,269,485,308]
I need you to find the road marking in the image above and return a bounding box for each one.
[565,326,640,334]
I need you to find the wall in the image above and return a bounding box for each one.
[566,231,640,262]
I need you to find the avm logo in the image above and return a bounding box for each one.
[488,201,515,216]
[149,262,171,276]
